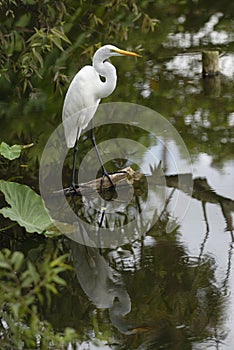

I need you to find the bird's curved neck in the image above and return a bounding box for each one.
[93,55,117,99]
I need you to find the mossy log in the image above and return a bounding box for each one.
[63,166,142,196]
[62,166,192,197]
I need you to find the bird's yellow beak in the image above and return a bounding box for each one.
[113,48,142,57]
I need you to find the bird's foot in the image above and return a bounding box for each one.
[69,182,79,195]
[100,171,116,192]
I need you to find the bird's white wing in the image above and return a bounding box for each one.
[62,65,101,148]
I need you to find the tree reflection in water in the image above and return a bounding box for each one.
[65,168,230,348]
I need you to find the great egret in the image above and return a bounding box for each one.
[62,44,140,192]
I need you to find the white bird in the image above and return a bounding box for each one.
[62,44,141,191]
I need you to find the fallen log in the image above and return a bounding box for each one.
[63,166,194,196]
[59,168,234,231]
[63,166,143,196]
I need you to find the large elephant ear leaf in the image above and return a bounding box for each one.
[0,180,57,235]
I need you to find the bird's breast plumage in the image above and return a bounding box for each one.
[62,65,101,147]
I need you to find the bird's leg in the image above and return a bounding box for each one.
[90,122,115,191]
[70,129,80,192]
[71,140,78,190]
[97,205,107,252]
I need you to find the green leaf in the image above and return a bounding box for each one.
[32,48,43,68]
[52,275,66,286]
[0,142,22,160]
[50,28,71,44]
[51,36,63,51]
[11,251,24,271]
[0,180,54,234]
[11,302,21,319]
[27,261,40,284]
[49,254,67,267]
[0,260,11,270]
[46,283,58,294]
[24,295,35,307]
[37,292,44,305]
[21,274,33,288]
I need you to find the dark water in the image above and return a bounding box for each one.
[1,1,234,349]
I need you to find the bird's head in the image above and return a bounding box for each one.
[107,45,141,58]
[93,44,141,62]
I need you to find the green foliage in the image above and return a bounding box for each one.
[0,142,22,160]
[0,248,76,349]
[0,180,57,235]
[0,0,157,96]
[0,0,71,94]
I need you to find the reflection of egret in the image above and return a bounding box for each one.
[71,241,133,334]
[62,45,140,191]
